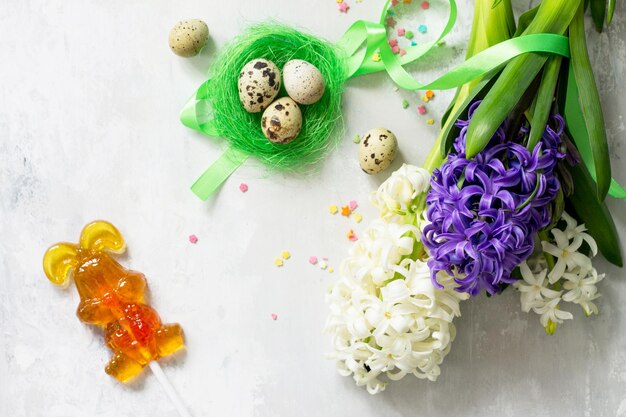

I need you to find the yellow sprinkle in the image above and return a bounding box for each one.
[336,0,343,3]
[372,52,381,62]
[421,95,429,102]
[274,258,284,267]
[353,213,363,223]
[281,250,291,260]
[426,119,435,125]
[329,267,335,273]
[329,204,338,214]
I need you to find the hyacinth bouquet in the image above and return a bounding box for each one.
[326,0,622,394]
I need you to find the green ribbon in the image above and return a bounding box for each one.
[181,79,249,200]
[182,0,574,200]
[190,146,248,200]
[337,0,571,90]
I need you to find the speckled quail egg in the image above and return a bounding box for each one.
[358,128,398,174]
[168,19,209,57]
[261,97,302,144]
[238,59,282,113]
[282,59,325,105]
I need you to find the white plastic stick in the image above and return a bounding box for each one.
[149,361,193,417]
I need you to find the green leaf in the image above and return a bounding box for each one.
[590,0,607,32]
[608,0,616,24]
[527,56,562,150]
[567,162,623,267]
[514,6,539,37]
[562,61,626,198]
[441,89,460,128]
[465,0,580,158]
[569,3,611,200]
[439,72,500,157]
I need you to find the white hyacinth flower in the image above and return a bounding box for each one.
[533,297,574,328]
[347,219,419,286]
[326,242,467,394]
[515,211,603,334]
[542,221,597,283]
[371,164,431,222]
[513,262,562,313]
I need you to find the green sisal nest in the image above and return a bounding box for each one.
[208,22,347,169]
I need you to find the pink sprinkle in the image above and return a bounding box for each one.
[348,200,358,210]
[399,49,406,56]
[309,256,318,265]
[188,234,198,244]
[271,313,278,321]
[397,28,405,36]
[392,45,400,54]
[417,105,427,115]
[338,1,349,13]
[388,38,398,47]
[348,233,358,242]
[239,183,248,193]
[421,1,430,9]
[391,0,399,5]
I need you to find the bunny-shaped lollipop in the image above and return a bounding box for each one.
[43,220,185,382]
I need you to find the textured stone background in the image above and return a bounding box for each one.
[1,0,625,416]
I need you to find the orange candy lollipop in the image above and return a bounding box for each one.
[43,220,185,382]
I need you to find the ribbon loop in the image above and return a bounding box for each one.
[337,0,571,92]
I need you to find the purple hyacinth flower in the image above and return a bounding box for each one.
[422,101,566,296]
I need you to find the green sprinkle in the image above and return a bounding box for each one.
[353,134,361,144]
[402,99,409,109]
[405,31,414,39]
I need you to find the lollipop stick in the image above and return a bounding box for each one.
[149,361,193,417]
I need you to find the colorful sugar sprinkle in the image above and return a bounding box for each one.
[421,1,430,9]
[329,267,335,273]
[389,38,398,47]
[391,0,399,6]
[341,205,352,216]
[403,0,412,3]
[353,213,363,223]
[239,183,248,193]
[397,28,405,36]
[274,258,284,267]
[271,313,278,321]
[319,260,328,270]
[422,94,429,102]
[419,24,427,34]
[353,134,361,143]
[427,118,435,125]
[405,31,414,40]
[386,16,397,27]
[281,250,291,260]
[399,49,406,56]
[347,229,358,241]
[402,99,409,109]
[309,256,319,265]
[417,105,427,115]
[349,200,358,210]
[426,90,435,99]
[329,204,338,214]
[392,45,400,54]
[338,1,350,13]
[372,52,381,62]
[188,234,198,244]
